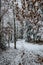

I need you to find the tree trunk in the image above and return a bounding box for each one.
[8,34,10,47]
[12,0,16,49]
[14,18,16,49]
[0,0,1,46]
[20,21,24,39]
[0,18,2,46]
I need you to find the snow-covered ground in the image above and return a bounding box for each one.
[10,39,43,56]
[0,39,43,65]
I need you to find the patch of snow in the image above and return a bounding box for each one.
[0,39,43,65]
[10,39,43,56]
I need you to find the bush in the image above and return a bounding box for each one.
[33,35,41,43]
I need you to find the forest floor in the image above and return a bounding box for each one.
[0,39,43,65]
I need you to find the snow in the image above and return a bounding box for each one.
[10,39,43,57]
[10,39,43,56]
[0,39,43,65]
[1,0,43,65]
[16,0,22,8]
[10,39,43,53]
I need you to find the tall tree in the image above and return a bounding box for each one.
[12,0,17,49]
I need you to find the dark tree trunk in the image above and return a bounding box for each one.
[12,0,16,49]
[14,18,16,49]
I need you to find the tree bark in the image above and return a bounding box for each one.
[0,0,1,44]
[14,18,16,49]
[12,0,16,49]
[0,18,2,45]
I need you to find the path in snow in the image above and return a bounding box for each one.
[0,39,43,65]
[10,39,43,56]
